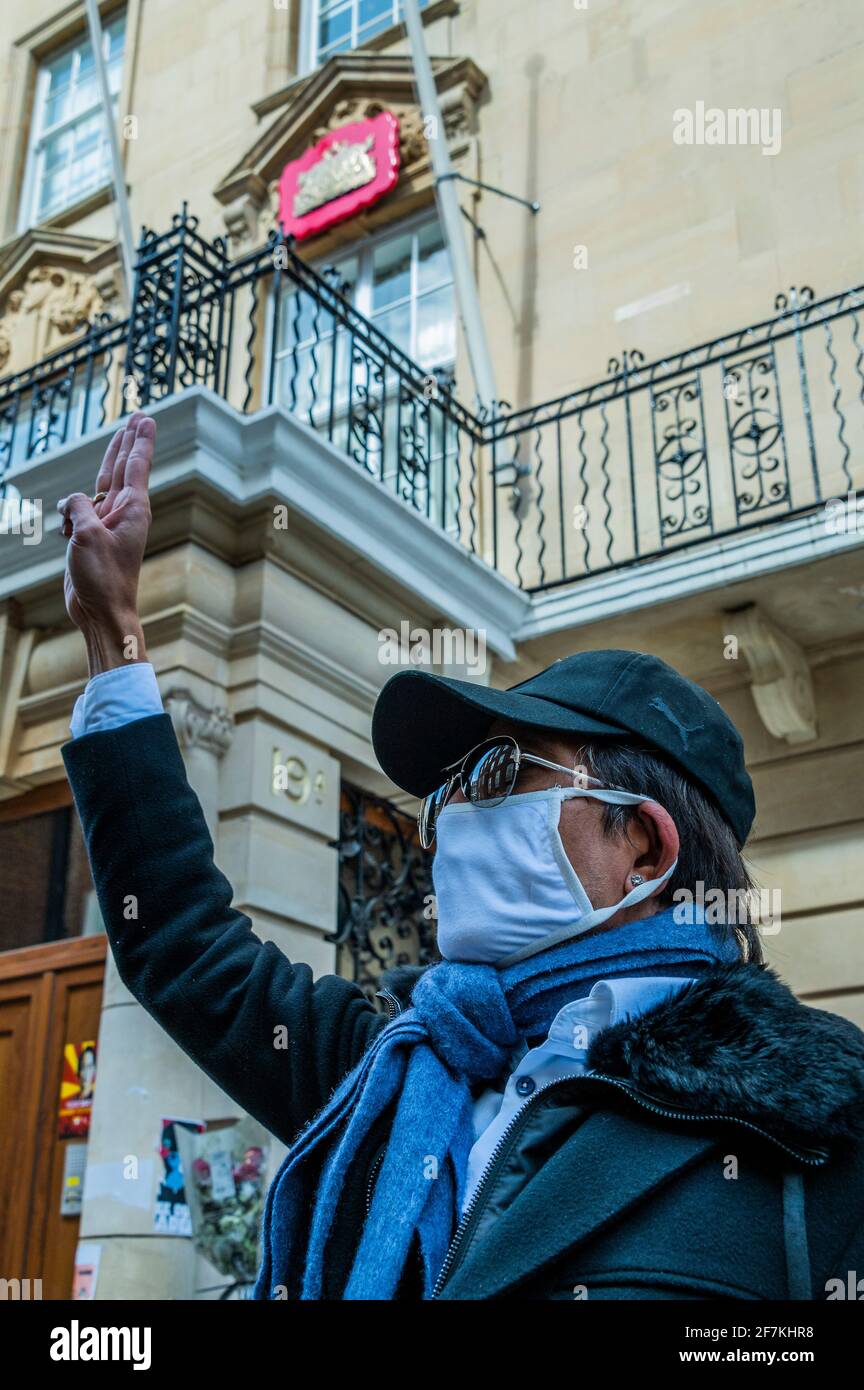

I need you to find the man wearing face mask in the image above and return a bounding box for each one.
[60,414,864,1302]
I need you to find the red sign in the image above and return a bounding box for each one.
[278,111,400,241]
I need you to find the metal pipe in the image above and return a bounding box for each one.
[84,0,135,303]
[401,0,497,413]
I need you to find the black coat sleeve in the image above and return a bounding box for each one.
[62,712,385,1146]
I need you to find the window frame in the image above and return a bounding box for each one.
[17,10,127,233]
[303,0,431,71]
[266,209,459,524]
[268,208,456,411]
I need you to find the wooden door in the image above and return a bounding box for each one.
[0,936,105,1299]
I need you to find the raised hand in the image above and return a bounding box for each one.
[59,411,156,674]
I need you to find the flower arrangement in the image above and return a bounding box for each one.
[176,1117,270,1294]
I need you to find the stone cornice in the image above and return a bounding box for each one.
[0,227,114,286]
[520,512,864,644]
[1,387,528,660]
[230,618,381,714]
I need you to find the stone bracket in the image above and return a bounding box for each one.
[734,604,817,745]
[164,688,235,758]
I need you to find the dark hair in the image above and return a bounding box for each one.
[575,740,763,964]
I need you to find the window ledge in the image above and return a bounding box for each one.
[35,183,120,233]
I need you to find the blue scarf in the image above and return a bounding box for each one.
[253,908,739,1300]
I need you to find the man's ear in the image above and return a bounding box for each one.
[628,800,679,893]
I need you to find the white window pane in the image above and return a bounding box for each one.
[318,2,353,53]
[371,233,412,311]
[73,75,98,119]
[37,129,74,217]
[107,57,124,95]
[67,160,102,204]
[372,300,412,354]
[360,0,394,21]
[357,0,395,41]
[77,42,95,81]
[416,284,456,369]
[312,0,429,64]
[37,169,68,220]
[43,54,75,128]
[106,17,126,62]
[280,293,321,349]
[42,126,74,170]
[71,112,104,175]
[417,221,451,294]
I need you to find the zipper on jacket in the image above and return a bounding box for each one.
[375,988,403,1021]
[429,1071,827,1299]
[365,1148,385,1217]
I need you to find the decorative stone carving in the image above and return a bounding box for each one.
[224,195,265,256]
[398,109,430,167]
[165,688,235,758]
[215,54,487,252]
[735,605,817,745]
[0,265,104,375]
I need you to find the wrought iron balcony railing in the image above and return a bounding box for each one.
[331,782,436,996]
[1,205,862,592]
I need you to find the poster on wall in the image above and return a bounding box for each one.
[58,1041,97,1139]
[72,1242,101,1300]
[153,1117,205,1236]
[60,1142,88,1216]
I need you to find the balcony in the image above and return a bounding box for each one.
[1,207,863,618]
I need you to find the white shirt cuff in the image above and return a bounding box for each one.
[69,662,164,739]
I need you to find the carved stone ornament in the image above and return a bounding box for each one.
[164,688,235,758]
[0,265,103,375]
[735,605,817,745]
[215,55,487,252]
[294,133,376,217]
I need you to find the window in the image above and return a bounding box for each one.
[0,802,96,950]
[274,215,455,406]
[19,12,126,229]
[306,0,431,68]
[272,215,459,526]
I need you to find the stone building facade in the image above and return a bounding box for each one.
[0,0,862,1299]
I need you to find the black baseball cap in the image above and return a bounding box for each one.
[371,649,755,846]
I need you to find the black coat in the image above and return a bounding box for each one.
[63,713,864,1301]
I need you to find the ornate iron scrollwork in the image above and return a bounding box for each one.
[329,782,437,997]
[723,349,789,516]
[651,376,712,537]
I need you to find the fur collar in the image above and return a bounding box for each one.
[587,961,864,1154]
[379,961,864,1155]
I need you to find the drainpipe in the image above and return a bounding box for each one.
[84,0,135,305]
[402,0,498,414]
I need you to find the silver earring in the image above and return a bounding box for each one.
[630,874,645,886]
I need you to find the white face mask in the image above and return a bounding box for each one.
[431,787,676,966]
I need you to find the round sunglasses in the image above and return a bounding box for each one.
[417,735,608,849]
